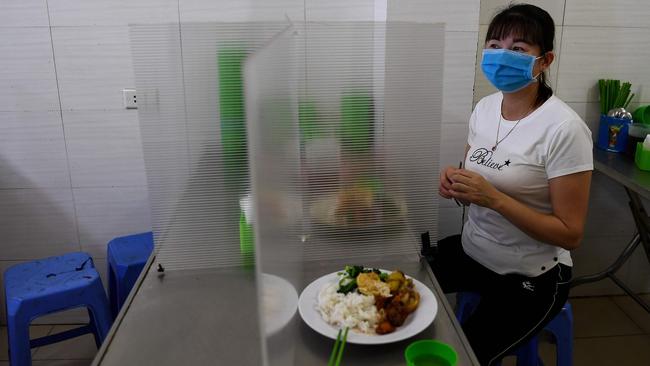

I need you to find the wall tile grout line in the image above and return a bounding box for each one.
[0,109,61,113]
[45,0,83,253]
[176,0,193,178]
[554,0,567,93]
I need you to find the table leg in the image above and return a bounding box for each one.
[626,188,650,264]
[570,233,641,287]
[608,273,650,312]
[570,188,650,313]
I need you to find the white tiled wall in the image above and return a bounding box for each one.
[443,31,481,125]
[307,0,376,21]
[387,0,480,32]
[179,0,304,22]
[0,1,153,325]
[557,26,650,104]
[63,110,147,187]
[564,0,650,28]
[0,0,50,27]
[0,27,59,112]
[0,188,79,261]
[47,0,179,26]
[51,26,136,111]
[476,0,650,295]
[73,187,152,259]
[0,111,70,189]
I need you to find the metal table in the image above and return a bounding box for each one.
[570,149,650,312]
[92,253,479,365]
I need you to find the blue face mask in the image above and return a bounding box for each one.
[481,49,542,93]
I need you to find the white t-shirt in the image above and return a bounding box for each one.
[462,92,593,276]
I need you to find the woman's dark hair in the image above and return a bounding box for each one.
[486,3,555,106]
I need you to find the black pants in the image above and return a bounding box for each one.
[430,235,571,366]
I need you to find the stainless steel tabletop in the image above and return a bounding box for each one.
[93,254,479,365]
[593,148,650,199]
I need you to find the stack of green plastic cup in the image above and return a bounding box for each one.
[299,99,319,141]
[239,210,254,269]
[219,47,254,267]
[218,47,248,185]
[340,90,373,154]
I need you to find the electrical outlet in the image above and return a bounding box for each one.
[123,88,137,109]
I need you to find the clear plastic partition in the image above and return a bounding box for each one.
[131,16,443,366]
[246,22,444,365]
[131,22,290,271]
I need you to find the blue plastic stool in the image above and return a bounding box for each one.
[107,231,154,318]
[3,252,112,366]
[456,292,573,366]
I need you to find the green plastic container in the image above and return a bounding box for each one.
[633,105,650,125]
[299,99,320,141]
[635,142,650,171]
[239,210,254,268]
[404,340,458,366]
[340,90,373,154]
[218,48,248,185]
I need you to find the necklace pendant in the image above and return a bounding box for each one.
[491,145,497,151]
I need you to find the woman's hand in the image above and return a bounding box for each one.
[449,169,503,209]
[439,166,459,199]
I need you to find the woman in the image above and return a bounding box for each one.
[433,4,592,365]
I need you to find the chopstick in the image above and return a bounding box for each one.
[328,327,349,366]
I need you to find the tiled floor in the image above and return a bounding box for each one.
[0,295,649,365]
[501,294,650,366]
[0,325,95,366]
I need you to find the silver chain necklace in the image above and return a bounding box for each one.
[492,104,533,152]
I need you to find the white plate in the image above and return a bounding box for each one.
[297,270,437,345]
[309,194,407,228]
[261,273,299,336]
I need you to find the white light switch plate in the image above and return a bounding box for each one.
[123,88,137,109]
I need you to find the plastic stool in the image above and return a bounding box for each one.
[3,252,112,366]
[456,292,573,366]
[107,231,154,318]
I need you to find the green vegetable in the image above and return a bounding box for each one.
[379,272,388,281]
[599,79,635,115]
[345,265,364,278]
[336,265,388,294]
[338,277,357,294]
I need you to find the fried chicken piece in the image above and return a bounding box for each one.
[397,289,420,314]
[374,295,390,310]
[372,270,422,334]
[386,300,408,326]
[376,320,395,335]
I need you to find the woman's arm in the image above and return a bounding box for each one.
[449,170,591,250]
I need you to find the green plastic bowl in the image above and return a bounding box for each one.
[633,105,650,125]
[405,340,458,366]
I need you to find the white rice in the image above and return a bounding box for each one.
[317,282,379,334]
